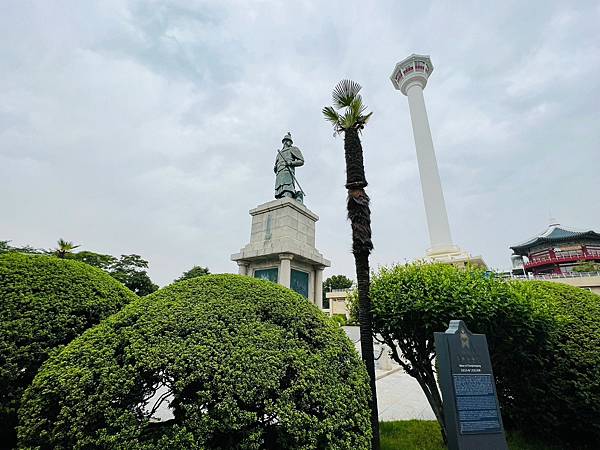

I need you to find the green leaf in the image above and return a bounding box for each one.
[322,106,341,126]
[16,274,373,449]
[0,253,136,447]
[341,109,357,129]
[369,262,600,444]
[323,79,372,133]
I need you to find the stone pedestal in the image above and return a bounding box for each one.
[231,198,330,306]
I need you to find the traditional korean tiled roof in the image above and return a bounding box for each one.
[510,224,600,255]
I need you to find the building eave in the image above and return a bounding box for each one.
[511,230,600,254]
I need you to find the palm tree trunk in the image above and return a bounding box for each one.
[354,249,380,449]
[344,127,368,189]
[345,127,380,450]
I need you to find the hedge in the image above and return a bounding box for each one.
[18,274,371,449]
[0,253,137,447]
[506,280,600,442]
[367,263,599,445]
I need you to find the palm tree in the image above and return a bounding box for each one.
[54,238,80,259]
[323,80,379,450]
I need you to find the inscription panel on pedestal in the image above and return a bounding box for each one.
[291,269,309,298]
[453,374,501,434]
[254,268,278,283]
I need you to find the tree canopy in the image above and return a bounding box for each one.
[323,275,353,291]
[367,262,600,446]
[174,265,210,283]
[109,254,158,296]
[0,240,43,255]
[18,275,371,449]
[53,238,80,258]
[71,250,117,271]
[70,251,158,296]
[2,239,159,295]
[0,252,137,447]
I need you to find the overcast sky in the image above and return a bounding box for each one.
[2,0,599,286]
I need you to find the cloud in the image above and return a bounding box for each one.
[1,0,599,283]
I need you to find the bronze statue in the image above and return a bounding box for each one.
[274,132,305,203]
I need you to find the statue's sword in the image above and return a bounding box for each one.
[276,146,306,197]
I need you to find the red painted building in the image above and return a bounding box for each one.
[510,224,600,276]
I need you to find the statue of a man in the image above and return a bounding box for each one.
[274,132,304,202]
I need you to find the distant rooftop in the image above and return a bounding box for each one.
[511,223,600,255]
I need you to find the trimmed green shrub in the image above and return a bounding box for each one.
[506,280,600,442]
[330,314,348,327]
[18,274,371,449]
[0,253,137,447]
[367,263,599,445]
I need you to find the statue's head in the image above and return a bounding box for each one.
[282,132,293,146]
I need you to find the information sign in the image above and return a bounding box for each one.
[434,320,508,450]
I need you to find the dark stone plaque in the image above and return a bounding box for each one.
[254,268,278,283]
[291,269,309,298]
[434,320,508,450]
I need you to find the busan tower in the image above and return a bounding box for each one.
[390,54,485,267]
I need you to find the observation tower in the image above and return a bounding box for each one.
[391,54,485,267]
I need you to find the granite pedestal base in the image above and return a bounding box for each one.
[231,198,330,307]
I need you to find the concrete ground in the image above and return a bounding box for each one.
[342,326,436,421]
[376,369,436,421]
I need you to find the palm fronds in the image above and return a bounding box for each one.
[322,106,341,127]
[332,79,362,109]
[323,79,372,133]
[54,238,80,258]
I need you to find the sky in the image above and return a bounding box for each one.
[1,0,599,286]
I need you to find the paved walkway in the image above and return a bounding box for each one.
[376,369,435,420]
[342,326,436,421]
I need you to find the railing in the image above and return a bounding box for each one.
[507,271,600,280]
[328,288,352,293]
[529,251,580,263]
[534,271,600,280]
[529,250,600,263]
[525,252,600,268]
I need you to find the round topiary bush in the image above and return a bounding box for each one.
[367,263,600,445]
[506,280,600,443]
[0,252,137,447]
[18,274,371,449]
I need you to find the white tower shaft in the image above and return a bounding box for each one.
[391,54,485,267]
[405,83,454,254]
